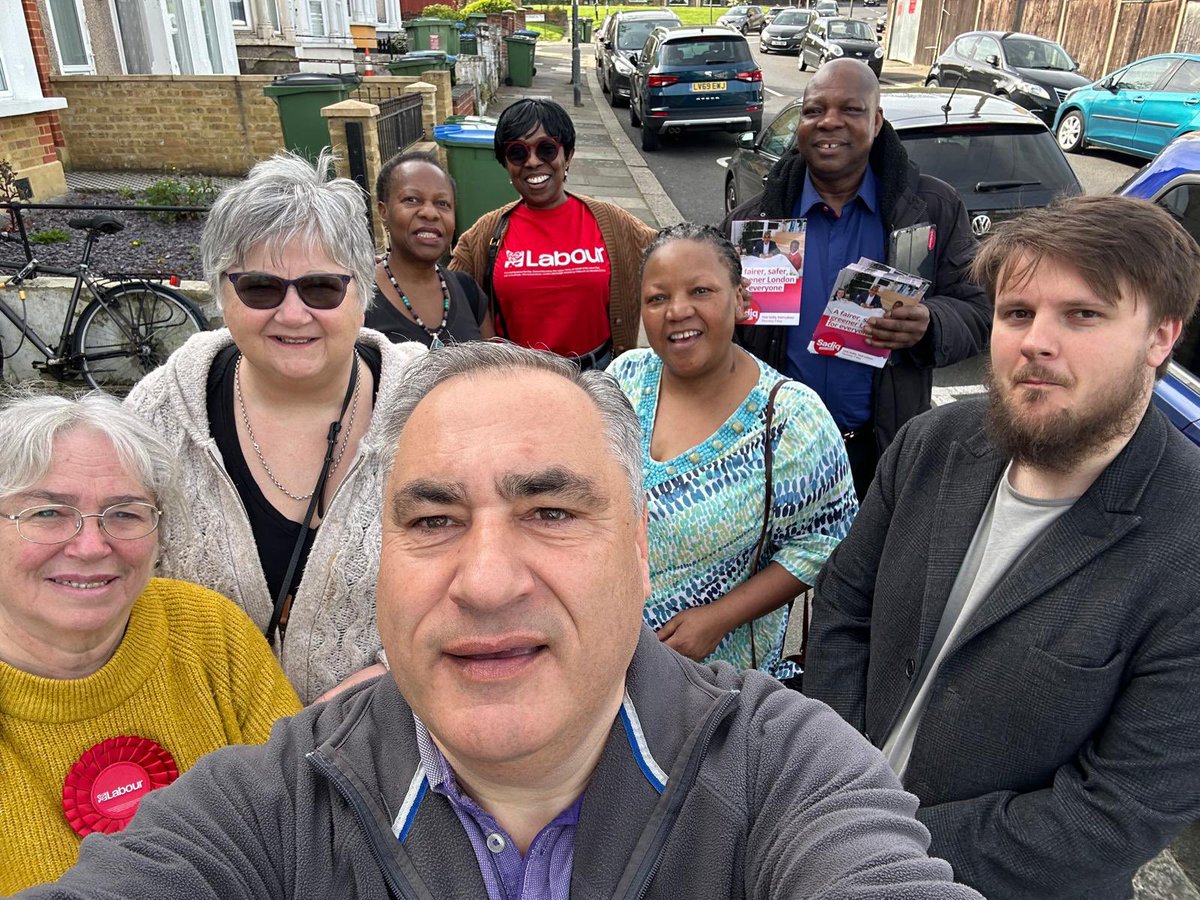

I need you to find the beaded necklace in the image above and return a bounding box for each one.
[382,260,451,349]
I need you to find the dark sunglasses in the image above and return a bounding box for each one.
[502,137,562,167]
[226,272,354,310]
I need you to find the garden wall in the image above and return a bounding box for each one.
[0,110,67,199]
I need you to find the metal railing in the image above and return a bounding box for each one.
[375,93,426,161]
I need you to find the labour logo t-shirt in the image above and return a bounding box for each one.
[493,197,612,356]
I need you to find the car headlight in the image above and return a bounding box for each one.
[829,44,843,56]
[1016,81,1050,100]
[873,46,883,58]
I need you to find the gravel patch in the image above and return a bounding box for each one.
[3,191,206,282]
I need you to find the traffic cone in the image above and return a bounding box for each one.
[364,50,376,76]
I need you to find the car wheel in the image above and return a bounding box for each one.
[760,42,769,54]
[740,23,748,34]
[799,52,807,71]
[642,124,661,152]
[926,77,939,88]
[725,175,738,214]
[1057,109,1085,153]
[630,96,642,128]
[601,68,610,93]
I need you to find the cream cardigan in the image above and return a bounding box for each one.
[126,328,425,704]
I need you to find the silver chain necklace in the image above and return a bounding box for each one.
[234,353,362,502]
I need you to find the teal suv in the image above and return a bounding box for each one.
[629,26,764,152]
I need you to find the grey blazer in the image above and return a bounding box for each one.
[804,398,1200,899]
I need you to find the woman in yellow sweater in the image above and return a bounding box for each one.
[0,392,301,893]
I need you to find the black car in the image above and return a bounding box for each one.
[759,8,814,55]
[927,31,1091,125]
[597,9,682,107]
[798,17,882,77]
[724,87,1083,238]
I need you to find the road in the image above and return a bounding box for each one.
[609,34,1146,389]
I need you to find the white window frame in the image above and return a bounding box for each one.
[0,7,67,118]
[295,0,352,47]
[230,0,251,29]
[0,52,11,97]
[45,0,97,74]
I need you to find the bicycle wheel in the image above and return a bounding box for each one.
[73,282,209,393]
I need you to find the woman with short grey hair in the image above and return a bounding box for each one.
[126,150,426,705]
[0,391,299,892]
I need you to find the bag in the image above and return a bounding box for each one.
[747,379,809,671]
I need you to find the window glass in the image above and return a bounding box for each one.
[760,106,800,156]
[952,35,979,58]
[0,53,8,93]
[901,127,1079,200]
[48,0,89,68]
[773,10,810,26]
[199,0,225,73]
[112,0,152,72]
[662,37,750,66]
[972,35,1001,64]
[1162,59,1200,93]
[164,0,195,73]
[1115,58,1173,91]
[618,19,676,51]
[826,19,871,40]
[309,0,328,35]
[1152,182,1200,378]
[1001,37,1074,71]
[229,1,249,25]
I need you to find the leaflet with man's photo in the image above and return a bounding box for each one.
[728,218,806,326]
[808,259,930,368]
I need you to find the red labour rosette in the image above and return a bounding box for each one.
[62,735,179,837]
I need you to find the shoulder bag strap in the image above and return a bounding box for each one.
[482,206,516,338]
[747,379,790,670]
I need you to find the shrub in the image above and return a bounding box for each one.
[0,158,21,232]
[30,228,70,244]
[141,175,218,223]
[460,0,517,15]
[420,3,459,18]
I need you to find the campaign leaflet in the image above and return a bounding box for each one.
[729,218,806,326]
[808,258,930,368]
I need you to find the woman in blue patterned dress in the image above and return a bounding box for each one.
[609,224,857,680]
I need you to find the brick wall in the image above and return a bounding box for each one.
[22,0,65,154]
[0,113,55,171]
[49,76,284,176]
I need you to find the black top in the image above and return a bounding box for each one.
[206,342,383,603]
[366,268,488,347]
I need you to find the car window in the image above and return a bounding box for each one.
[618,19,677,50]
[952,35,980,58]
[1001,37,1074,71]
[1155,182,1200,378]
[827,19,872,40]
[1115,58,1174,91]
[1162,59,1200,93]
[901,127,1080,199]
[662,37,751,65]
[972,35,1001,64]
[809,20,825,37]
[774,10,811,25]
[760,105,800,156]
[729,6,748,13]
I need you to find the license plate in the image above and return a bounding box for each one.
[691,81,726,92]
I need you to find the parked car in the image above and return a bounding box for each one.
[597,9,682,108]
[925,31,1089,126]
[1054,53,1200,159]
[629,26,763,152]
[763,6,789,26]
[724,87,1083,239]
[759,8,814,54]
[813,0,839,18]
[717,4,766,33]
[1113,131,1200,443]
[798,17,883,77]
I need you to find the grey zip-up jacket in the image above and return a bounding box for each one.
[125,328,426,704]
[21,629,982,899]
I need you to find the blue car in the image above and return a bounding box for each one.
[1118,132,1200,445]
[1054,53,1200,159]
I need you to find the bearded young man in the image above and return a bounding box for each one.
[804,195,1200,899]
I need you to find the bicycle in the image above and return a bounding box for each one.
[0,206,210,394]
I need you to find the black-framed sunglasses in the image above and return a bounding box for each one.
[502,137,563,167]
[226,272,354,310]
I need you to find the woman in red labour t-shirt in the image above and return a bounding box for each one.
[451,99,656,370]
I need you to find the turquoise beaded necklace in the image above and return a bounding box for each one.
[382,260,451,349]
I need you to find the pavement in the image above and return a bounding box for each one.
[490,38,1200,899]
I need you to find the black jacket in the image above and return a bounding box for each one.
[724,122,991,452]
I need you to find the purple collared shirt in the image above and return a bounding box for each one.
[413,717,584,900]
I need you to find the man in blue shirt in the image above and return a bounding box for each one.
[727,60,990,498]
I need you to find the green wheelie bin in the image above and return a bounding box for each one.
[387,50,453,80]
[505,33,537,87]
[579,18,594,42]
[433,120,519,239]
[263,72,361,162]
[407,17,454,52]
[460,32,478,55]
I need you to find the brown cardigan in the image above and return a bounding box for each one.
[449,193,658,356]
